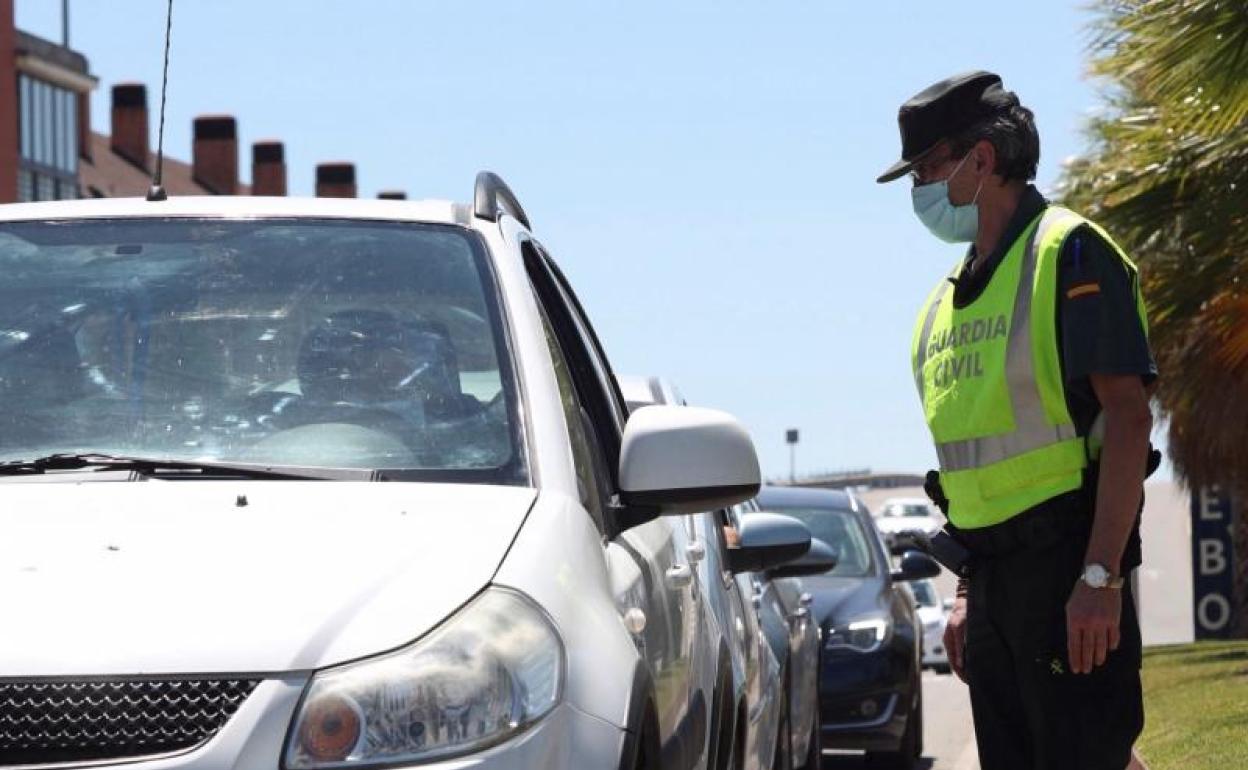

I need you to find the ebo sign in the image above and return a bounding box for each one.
[1191,486,1236,638]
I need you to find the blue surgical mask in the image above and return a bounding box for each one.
[911,153,983,243]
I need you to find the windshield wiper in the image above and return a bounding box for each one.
[0,453,375,481]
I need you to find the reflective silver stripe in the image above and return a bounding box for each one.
[937,422,1079,471]
[935,209,1079,472]
[914,280,951,404]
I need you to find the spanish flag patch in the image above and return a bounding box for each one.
[1066,281,1101,300]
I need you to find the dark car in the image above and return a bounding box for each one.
[755,486,940,770]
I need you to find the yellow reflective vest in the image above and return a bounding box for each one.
[911,206,1148,529]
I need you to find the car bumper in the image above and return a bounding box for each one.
[817,648,913,752]
[38,679,625,770]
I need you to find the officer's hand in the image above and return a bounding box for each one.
[943,596,968,682]
[1065,582,1122,674]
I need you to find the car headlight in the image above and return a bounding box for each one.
[824,616,891,653]
[284,588,563,768]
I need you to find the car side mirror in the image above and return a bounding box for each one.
[618,406,760,520]
[890,549,941,582]
[725,513,811,574]
[942,597,956,611]
[766,536,838,579]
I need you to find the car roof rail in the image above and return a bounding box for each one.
[473,171,532,231]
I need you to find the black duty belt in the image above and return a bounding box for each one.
[946,490,1092,558]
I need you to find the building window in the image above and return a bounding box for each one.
[17,170,34,203]
[17,73,80,201]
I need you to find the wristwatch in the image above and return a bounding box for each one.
[1081,563,1124,590]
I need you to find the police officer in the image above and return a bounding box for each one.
[877,71,1156,770]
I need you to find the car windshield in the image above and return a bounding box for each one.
[759,506,875,577]
[0,218,523,482]
[911,581,937,607]
[883,502,932,518]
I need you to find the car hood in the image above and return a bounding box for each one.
[1,481,536,676]
[801,574,886,627]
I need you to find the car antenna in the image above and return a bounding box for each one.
[146,0,174,202]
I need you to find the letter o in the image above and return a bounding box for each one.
[1197,593,1232,632]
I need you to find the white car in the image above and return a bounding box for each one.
[0,174,807,770]
[911,579,952,673]
[873,496,945,543]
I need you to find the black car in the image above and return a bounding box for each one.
[755,486,940,770]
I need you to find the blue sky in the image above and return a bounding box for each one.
[17,1,1122,480]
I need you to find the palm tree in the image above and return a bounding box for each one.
[1057,0,1248,634]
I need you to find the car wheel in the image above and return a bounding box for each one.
[864,681,921,770]
[772,668,793,770]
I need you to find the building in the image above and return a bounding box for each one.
[1,0,388,203]
[0,0,94,203]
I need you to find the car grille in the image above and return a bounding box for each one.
[0,678,260,766]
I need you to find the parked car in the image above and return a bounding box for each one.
[756,486,941,770]
[731,500,828,770]
[620,376,827,770]
[910,579,952,673]
[873,496,944,545]
[0,174,788,770]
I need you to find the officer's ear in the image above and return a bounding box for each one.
[970,139,997,182]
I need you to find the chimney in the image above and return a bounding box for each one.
[110,83,148,169]
[78,91,91,161]
[316,162,356,198]
[251,140,286,196]
[192,115,238,195]
[377,190,406,200]
[0,0,18,203]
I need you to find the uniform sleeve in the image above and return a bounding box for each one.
[1057,225,1158,385]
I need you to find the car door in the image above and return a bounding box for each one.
[722,505,782,770]
[770,574,819,761]
[524,242,702,769]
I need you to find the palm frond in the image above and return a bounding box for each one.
[1061,0,1248,492]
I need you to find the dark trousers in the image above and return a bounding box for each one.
[962,518,1144,770]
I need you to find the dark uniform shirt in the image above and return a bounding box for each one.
[945,186,1157,569]
[950,185,1157,436]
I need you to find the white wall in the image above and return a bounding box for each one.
[1138,480,1194,645]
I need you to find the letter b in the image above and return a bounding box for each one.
[1200,539,1228,576]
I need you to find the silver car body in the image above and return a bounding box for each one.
[0,193,746,770]
[873,496,945,543]
[911,579,950,670]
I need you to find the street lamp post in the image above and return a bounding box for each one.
[785,429,799,484]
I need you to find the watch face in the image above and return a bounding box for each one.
[1084,564,1109,588]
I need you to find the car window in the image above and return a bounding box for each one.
[523,241,626,485]
[536,250,628,430]
[538,309,608,532]
[882,502,933,518]
[911,581,937,607]
[755,505,876,577]
[0,218,523,481]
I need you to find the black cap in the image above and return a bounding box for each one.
[876,70,1019,184]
